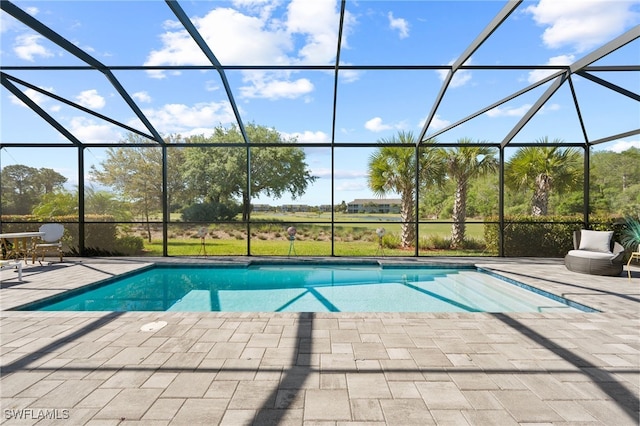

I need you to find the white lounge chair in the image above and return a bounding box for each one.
[33,223,65,264]
[1,260,23,281]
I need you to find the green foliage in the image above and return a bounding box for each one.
[114,235,145,255]
[433,139,498,248]
[381,233,401,249]
[84,187,133,221]
[484,216,582,257]
[505,140,582,216]
[181,123,317,221]
[590,147,640,215]
[419,234,451,250]
[33,191,77,218]
[368,132,440,247]
[181,201,242,222]
[619,215,640,251]
[1,165,67,214]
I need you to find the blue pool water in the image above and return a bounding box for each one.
[22,264,593,313]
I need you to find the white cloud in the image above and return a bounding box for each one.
[282,130,330,143]
[419,114,450,132]
[205,80,220,92]
[485,102,561,118]
[132,91,152,103]
[528,54,575,84]
[436,59,472,88]
[232,0,279,19]
[335,169,368,179]
[239,72,314,99]
[141,101,237,135]
[335,180,367,191]
[10,87,52,108]
[339,68,361,83]
[69,117,122,144]
[76,89,105,109]
[485,104,533,118]
[542,103,561,112]
[388,12,409,39]
[606,140,640,153]
[286,0,344,64]
[365,117,393,132]
[14,33,54,61]
[525,0,640,53]
[1,7,38,34]
[143,1,350,99]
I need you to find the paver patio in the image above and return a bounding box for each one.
[1,257,638,425]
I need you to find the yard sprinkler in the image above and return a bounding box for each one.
[375,227,386,256]
[287,226,297,256]
[197,227,207,257]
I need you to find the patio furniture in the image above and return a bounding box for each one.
[565,230,624,276]
[32,224,65,264]
[0,260,23,281]
[0,231,45,261]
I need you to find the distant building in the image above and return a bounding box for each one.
[251,204,272,212]
[347,199,401,214]
[281,204,311,212]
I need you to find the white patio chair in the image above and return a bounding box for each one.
[33,223,65,264]
[1,260,23,281]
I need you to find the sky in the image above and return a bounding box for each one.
[1,0,639,207]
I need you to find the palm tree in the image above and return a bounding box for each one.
[435,138,497,248]
[368,131,439,249]
[505,138,582,216]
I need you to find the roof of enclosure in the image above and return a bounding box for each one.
[1,0,639,149]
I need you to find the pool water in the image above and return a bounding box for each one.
[22,264,591,313]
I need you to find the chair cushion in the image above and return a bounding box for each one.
[578,230,612,253]
[567,249,617,260]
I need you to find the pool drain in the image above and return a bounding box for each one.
[140,321,167,332]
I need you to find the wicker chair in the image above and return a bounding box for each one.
[565,230,624,276]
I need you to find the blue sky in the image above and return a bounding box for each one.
[1,0,639,207]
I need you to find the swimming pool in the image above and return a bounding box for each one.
[19,263,594,313]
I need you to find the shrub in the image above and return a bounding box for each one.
[181,201,241,222]
[114,235,144,255]
[382,233,401,249]
[419,234,451,250]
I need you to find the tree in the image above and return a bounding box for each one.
[84,186,133,221]
[33,190,76,218]
[0,165,67,215]
[89,134,186,241]
[505,138,582,216]
[181,123,318,221]
[368,131,440,249]
[434,139,497,248]
[590,147,640,215]
[90,137,162,242]
[336,200,347,213]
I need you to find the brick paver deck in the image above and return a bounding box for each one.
[1,257,638,425]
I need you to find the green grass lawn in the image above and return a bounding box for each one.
[144,235,494,257]
[139,212,492,256]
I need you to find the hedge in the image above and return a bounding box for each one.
[483,215,628,257]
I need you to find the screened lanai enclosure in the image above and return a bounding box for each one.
[1,0,639,258]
